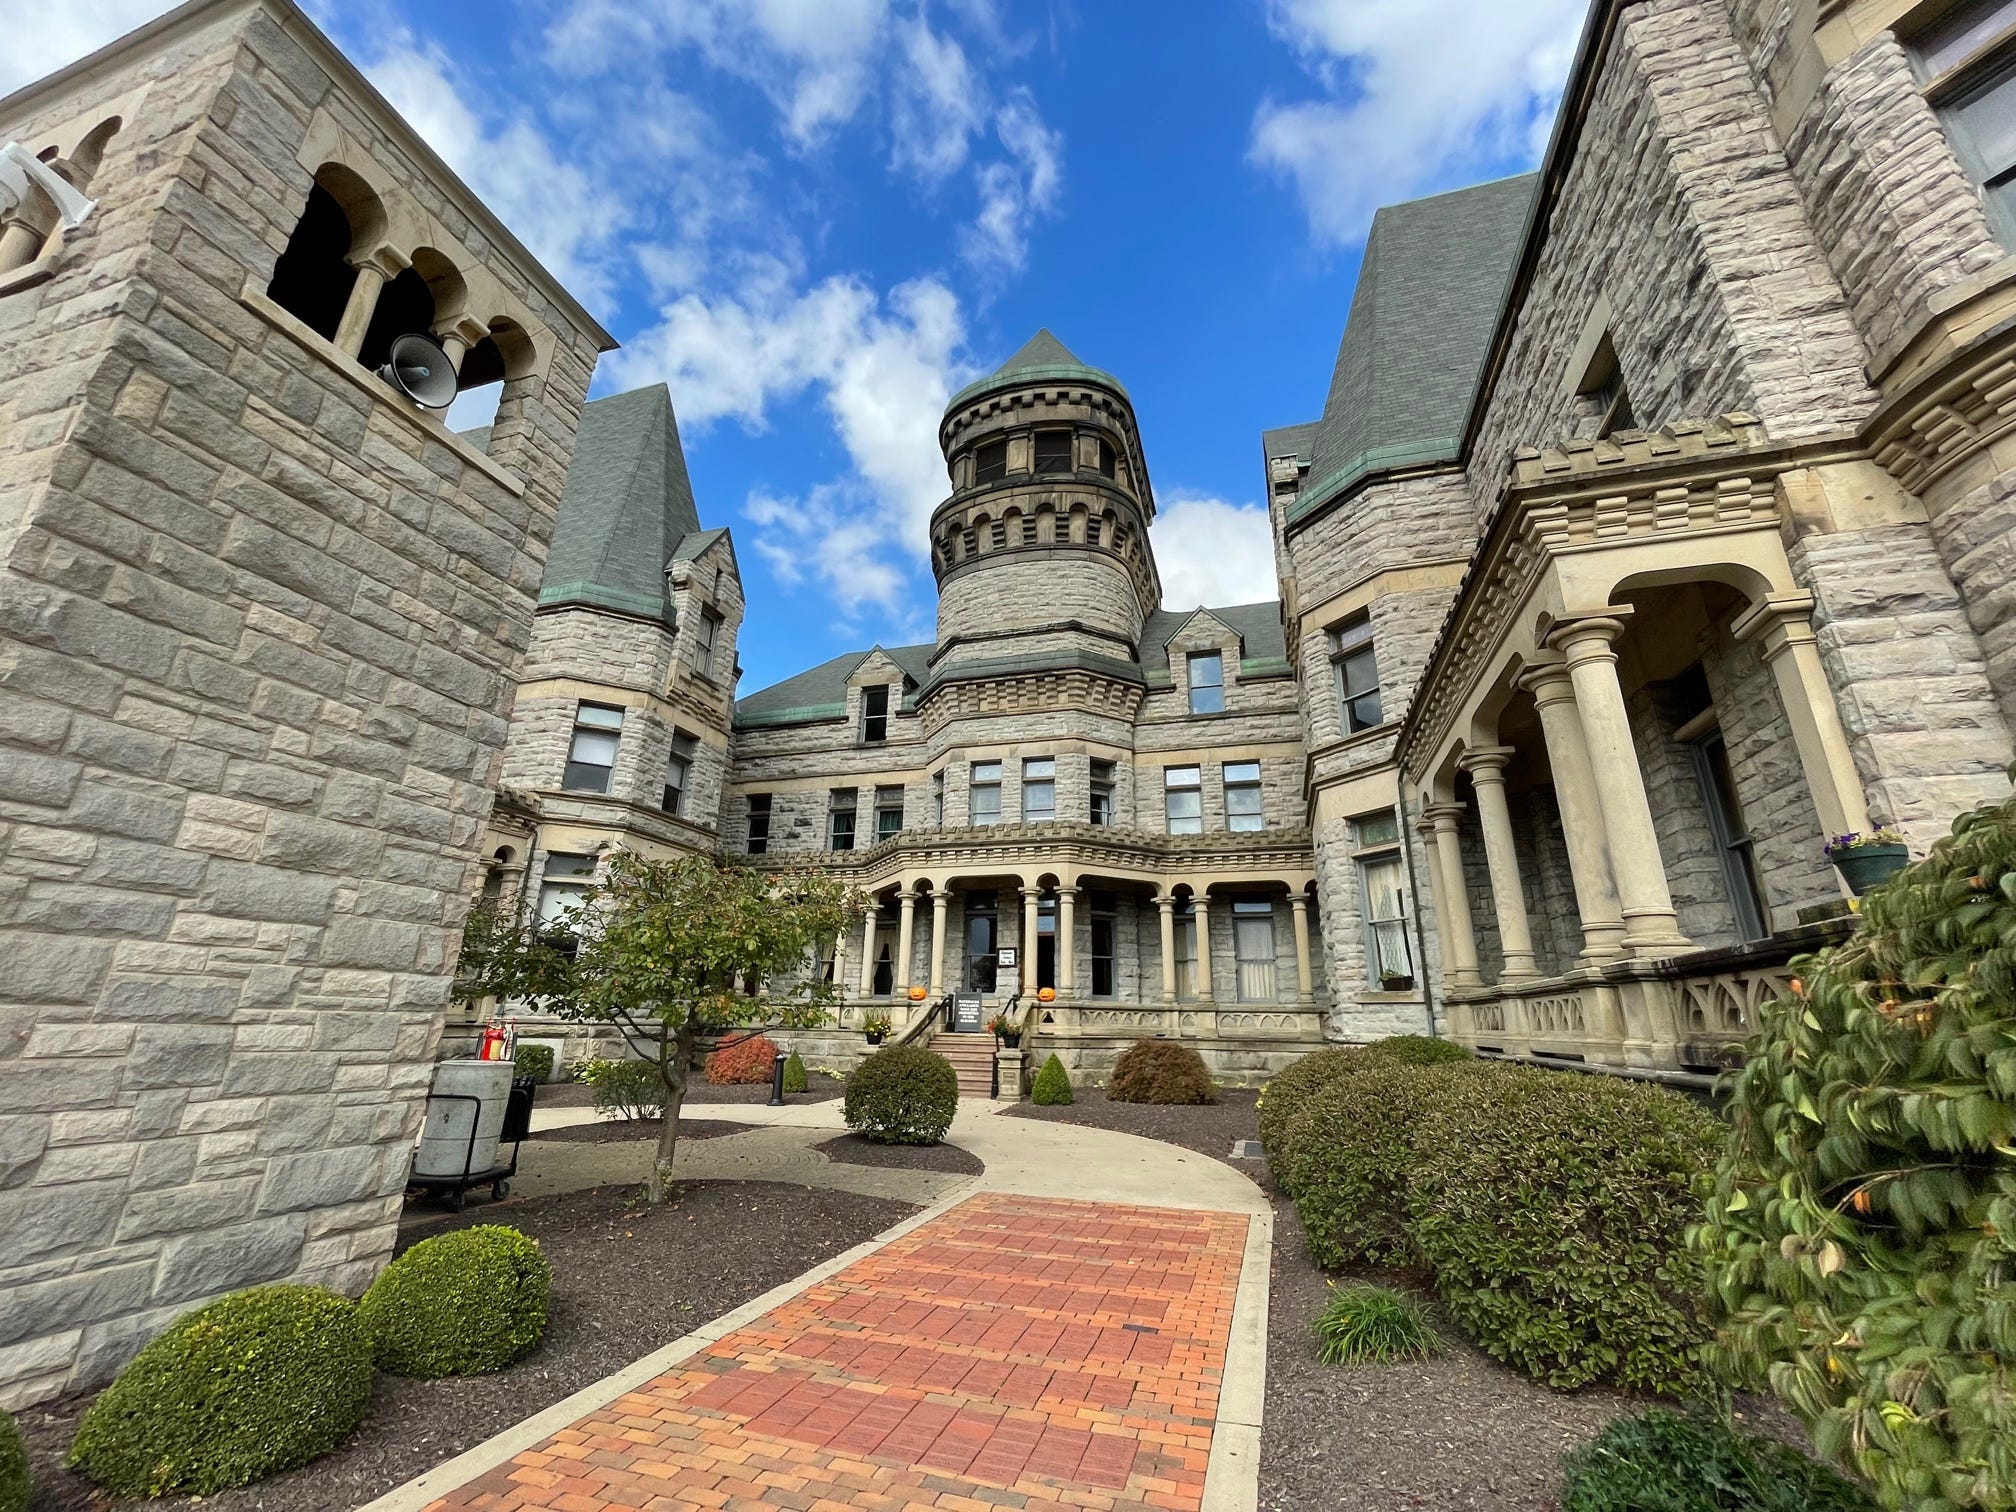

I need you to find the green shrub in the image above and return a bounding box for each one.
[513,1043,554,1081]
[1258,1047,1371,1187]
[1311,1284,1439,1367]
[1284,1061,1474,1268]
[1107,1039,1216,1104]
[1363,1034,1470,1068]
[1031,1053,1073,1106]
[1561,1410,1878,1512]
[782,1050,808,1094]
[359,1225,551,1378]
[68,1285,372,1498]
[1698,789,2016,1510]
[581,1057,664,1120]
[843,1045,959,1145]
[0,1409,28,1512]
[1408,1065,1722,1395]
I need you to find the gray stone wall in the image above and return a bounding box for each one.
[1626,682,1743,949]
[0,9,599,1406]
[935,555,1147,652]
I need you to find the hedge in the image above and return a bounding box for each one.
[1107,1039,1216,1104]
[843,1046,959,1145]
[1031,1053,1073,1106]
[580,1057,664,1120]
[0,1409,28,1512]
[68,1285,372,1498]
[1259,1047,1370,1187]
[1560,1409,1877,1512]
[513,1043,555,1082]
[358,1225,551,1378]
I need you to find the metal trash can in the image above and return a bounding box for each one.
[415,1059,514,1178]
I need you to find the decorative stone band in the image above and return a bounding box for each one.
[1866,317,2016,495]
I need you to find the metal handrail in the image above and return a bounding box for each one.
[894,992,952,1048]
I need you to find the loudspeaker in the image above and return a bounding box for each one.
[378,332,457,410]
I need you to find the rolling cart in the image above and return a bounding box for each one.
[409,1074,538,1211]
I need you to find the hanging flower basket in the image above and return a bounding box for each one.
[1825,830,1908,896]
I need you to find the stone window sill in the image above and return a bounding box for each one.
[1358,989,1423,1003]
[0,249,59,298]
[238,276,525,497]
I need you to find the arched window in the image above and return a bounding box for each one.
[267,164,382,343]
[357,266,435,372]
[448,317,536,434]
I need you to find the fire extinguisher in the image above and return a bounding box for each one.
[478,1021,506,1060]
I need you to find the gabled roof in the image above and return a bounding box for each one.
[1262,422,1320,467]
[734,644,934,729]
[944,327,1131,414]
[535,384,701,621]
[1289,174,1536,526]
[1140,601,1288,680]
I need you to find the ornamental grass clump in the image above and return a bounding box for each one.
[843,1045,959,1144]
[1311,1284,1439,1367]
[1696,785,2016,1510]
[68,1285,373,1499]
[0,1409,28,1512]
[1408,1065,1722,1394]
[1031,1053,1073,1105]
[358,1225,551,1378]
[1107,1039,1216,1104]
[1560,1409,1878,1512]
[706,1033,780,1085]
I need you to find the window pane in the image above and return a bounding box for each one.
[1341,646,1379,696]
[568,729,619,766]
[1354,810,1400,848]
[1918,0,2016,76]
[1033,431,1073,472]
[1024,757,1054,778]
[975,440,1008,482]
[1225,761,1260,783]
[973,761,1001,781]
[1330,617,1372,654]
[1024,783,1055,821]
[1190,684,1224,714]
[1097,438,1116,479]
[972,787,1001,824]
[1165,766,1200,789]
[1951,68,2016,176]
[1347,689,1384,731]
[575,704,624,730]
[544,852,596,879]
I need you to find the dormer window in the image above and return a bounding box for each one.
[687,607,721,677]
[861,683,889,743]
[1187,651,1225,715]
[1033,430,1073,474]
[974,438,1009,483]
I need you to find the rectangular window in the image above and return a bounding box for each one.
[1033,430,1073,474]
[1096,437,1116,479]
[688,608,721,677]
[974,438,1009,483]
[1173,900,1198,999]
[662,732,696,815]
[1359,854,1413,989]
[1224,761,1264,832]
[828,788,858,851]
[1022,757,1056,823]
[932,770,945,827]
[1353,810,1400,848]
[861,683,889,743]
[1089,892,1116,996]
[562,702,623,793]
[746,793,771,855]
[1329,617,1383,733]
[1089,758,1116,826]
[1187,651,1225,714]
[537,851,595,955]
[875,784,904,844]
[970,760,1002,826]
[1232,898,1277,1002]
[1164,765,1202,835]
[1914,1,2016,239]
[965,906,998,991]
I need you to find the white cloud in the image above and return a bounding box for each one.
[0,0,173,97]
[961,92,1063,274]
[1151,494,1281,611]
[890,13,985,182]
[1251,0,1583,246]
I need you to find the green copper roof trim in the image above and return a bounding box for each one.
[1239,656,1293,678]
[944,361,1132,414]
[733,703,846,729]
[537,580,675,621]
[1285,436,1463,527]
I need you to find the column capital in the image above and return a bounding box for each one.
[1018,884,1043,900]
[1420,802,1467,831]
[1154,892,1176,911]
[347,244,408,278]
[1191,893,1212,913]
[1514,655,1576,703]
[1054,883,1079,900]
[1457,745,1516,777]
[896,886,918,903]
[1289,892,1310,913]
[1730,591,1820,662]
[1544,612,1632,663]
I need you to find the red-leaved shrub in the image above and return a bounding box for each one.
[705,1034,779,1085]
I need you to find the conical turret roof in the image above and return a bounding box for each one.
[944,328,1130,414]
[995,328,1083,374]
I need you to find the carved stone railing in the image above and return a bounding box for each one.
[1032,1000,1326,1042]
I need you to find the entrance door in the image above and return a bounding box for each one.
[964,909,997,994]
[1689,730,1769,941]
[1036,899,1056,991]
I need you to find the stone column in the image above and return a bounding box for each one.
[1421,805,1484,990]
[1156,893,1178,1004]
[334,257,392,357]
[1020,886,1041,996]
[1732,593,1872,842]
[1192,895,1215,1003]
[1519,661,1629,962]
[1289,893,1315,1005]
[894,888,918,997]
[1458,747,1540,981]
[1056,885,1077,996]
[929,890,950,996]
[0,202,55,275]
[857,907,878,998]
[1547,618,1692,955]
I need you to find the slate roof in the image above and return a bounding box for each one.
[734,644,935,728]
[943,327,1131,414]
[1262,421,1320,467]
[535,384,702,621]
[1290,174,1536,525]
[1140,601,1289,681]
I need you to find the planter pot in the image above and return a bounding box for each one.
[1832,842,1908,896]
[1379,976,1414,993]
[997,1034,1022,1049]
[864,1032,886,1046]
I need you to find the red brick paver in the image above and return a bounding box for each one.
[425,1193,1248,1512]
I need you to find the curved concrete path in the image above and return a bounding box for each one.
[367,1103,1270,1512]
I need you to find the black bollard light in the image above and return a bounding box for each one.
[768,1047,787,1106]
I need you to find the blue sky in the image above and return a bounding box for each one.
[10,0,1586,695]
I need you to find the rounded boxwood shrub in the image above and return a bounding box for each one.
[1698,788,2016,1509]
[512,1043,555,1082]
[707,1033,780,1085]
[1107,1039,1216,1105]
[843,1045,959,1145]
[1363,1034,1471,1068]
[358,1225,551,1378]
[1,1408,29,1512]
[1561,1410,1877,1512]
[1032,1053,1074,1106]
[1258,1047,1370,1188]
[1408,1065,1722,1394]
[67,1285,372,1498]
[782,1050,808,1094]
[1283,1060,1477,1269]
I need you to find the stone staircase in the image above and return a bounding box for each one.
[929,1030,998,1098]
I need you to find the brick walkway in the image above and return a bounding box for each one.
[425,1193,1249,1512]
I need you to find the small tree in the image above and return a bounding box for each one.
[455,851,862,1203]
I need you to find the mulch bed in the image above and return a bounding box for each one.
[1003,1085,1264,1164]
[530,1117,748,1144]
[813,1132,985,1175]
[16,1181,917,1512]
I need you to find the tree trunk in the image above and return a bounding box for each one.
[646,1023,694,1205]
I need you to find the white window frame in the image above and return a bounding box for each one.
[1022,756,1056,823]
[1164,765,1203,835]
[562,702,623,794]
[970,760,1003,826]
[1352,811,1414,990]
[1223,761,1264,832]
[1187,651,1225,715]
